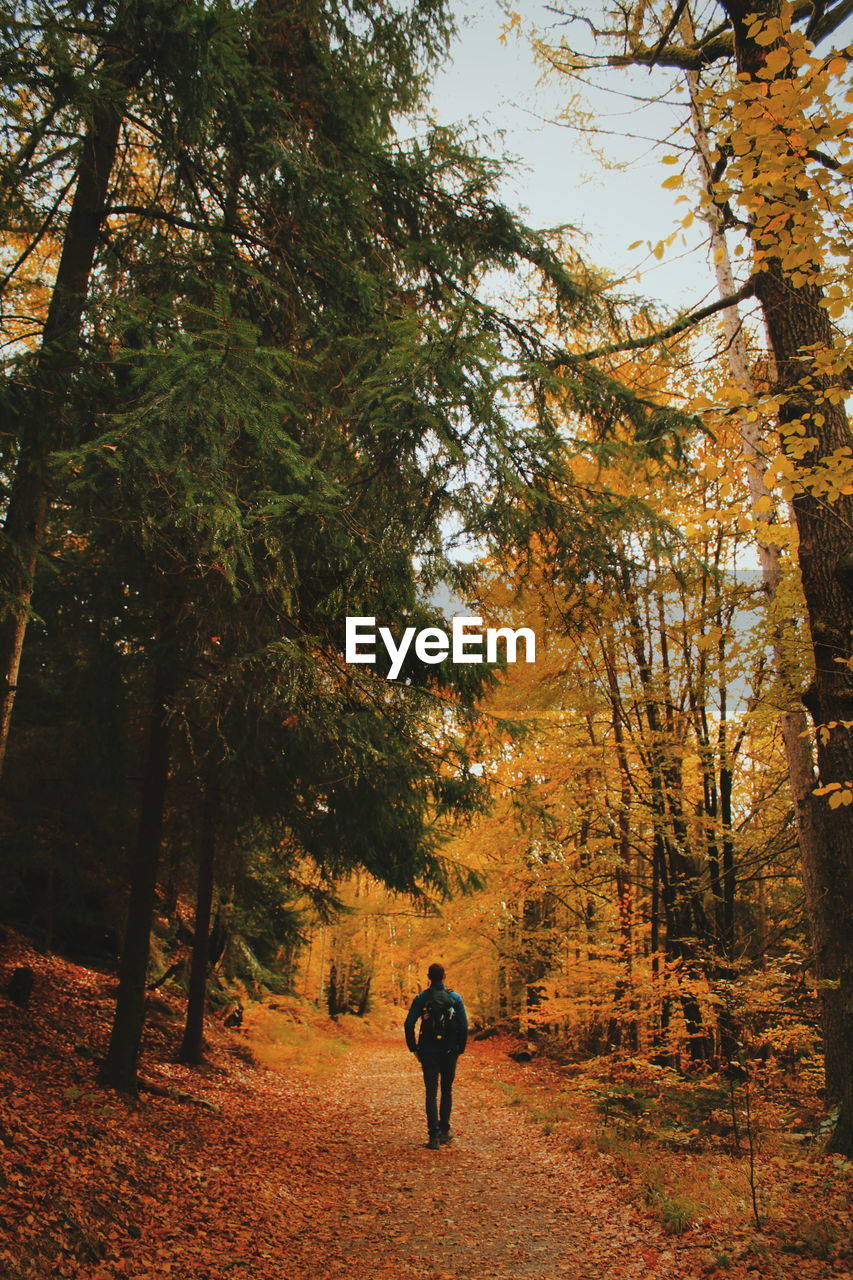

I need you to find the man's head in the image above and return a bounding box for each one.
[427,962,445,985]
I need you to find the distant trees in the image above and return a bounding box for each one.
[457,435,790,1048]
[347,387,816,1101]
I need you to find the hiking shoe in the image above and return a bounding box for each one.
[438,1130,453,1145]
[427,1133,441,1150]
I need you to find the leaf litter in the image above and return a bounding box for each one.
[1,933,850,1280]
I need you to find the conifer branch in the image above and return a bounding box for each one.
[106,205,268,248]
[0,175,75,294]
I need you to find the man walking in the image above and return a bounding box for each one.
[404,962,468,1149]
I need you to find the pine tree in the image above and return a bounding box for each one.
[2,0,695,1090]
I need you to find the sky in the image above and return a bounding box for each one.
[419,0,716,585]
[425,0,715,312]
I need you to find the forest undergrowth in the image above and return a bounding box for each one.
[1,932,850,1280]
[490,1047,851,1261]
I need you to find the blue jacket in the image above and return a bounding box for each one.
[404,982,468,1056]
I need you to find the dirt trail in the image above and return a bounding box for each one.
[2,942,689,1280]
[280,1038,679,1280]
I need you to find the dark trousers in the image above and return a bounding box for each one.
[420,1051,457,1135]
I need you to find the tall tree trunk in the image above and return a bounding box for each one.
[327,960,338,1019]
[178,775,220,1065]
[357,975,372,1018]
[601,628,636,1047]
[720,0,853,1153]
[99,659,177,1091]
[0,56,137,779]
[684,23,846,1107]
[716,620,736,957]
[720,763,735,953]
[316,929,327,1005]
[622,572,713,1056]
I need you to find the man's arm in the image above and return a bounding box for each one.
[453,993,468,1055]
[403,993,423,1053]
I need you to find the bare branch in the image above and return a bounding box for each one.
[548,279,758,365]
[809,0,853,42]
[0,175,75,294]
[647,0,691,67]
[806,147,845,173]
[608,34,734,70]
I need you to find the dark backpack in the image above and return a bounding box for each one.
[418,988,457,1051]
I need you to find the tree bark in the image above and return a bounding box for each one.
[357,975,372,1018]
[327,960,338,1019]
[99,658,177,1092]
[178,775,220,1065]
[684,12,849,1125]
[719,0,853,1151]
[755,176,853,1148]
[0,50,138,779]
[601,628,637,1047]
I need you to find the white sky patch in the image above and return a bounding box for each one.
[426,0,714,309]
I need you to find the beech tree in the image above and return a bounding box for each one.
[461,423,784,1048]
[531,0,853,1155]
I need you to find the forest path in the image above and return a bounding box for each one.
[279,1036,678,1280]
[0,941,690,1280]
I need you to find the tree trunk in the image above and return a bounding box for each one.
[601,629,637,1047]
[683,19,819,837]
[754,164,853,1144]
[720,764,735,953]
[178,776,219,1065]
[0,57,136,779]
[685,17,849,1124]
[620,571,714,1058]
[327,960,338,1019]
[99,659,177,1091]
[719,0,853,1152]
